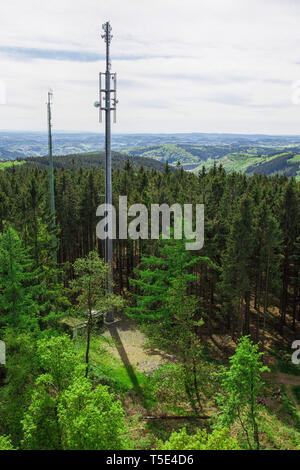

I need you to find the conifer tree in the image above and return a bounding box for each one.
[219,196,255,337]
[0,226,39,331]
[279,180,299,328]
[252,201,281,346]
[127,237,202,323]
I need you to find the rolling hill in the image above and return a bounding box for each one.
[121,144,300,179]
[1,132,300,179]
[19,150,168,172]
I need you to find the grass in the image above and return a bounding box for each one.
[192,152,283,175]
[267,344,300,438]
[258,409,300,450]
[277,359,300,376]
[278,385,300,432]
[292,386,300,406]
[69,326,300,450]
[73,332,150,394]
[221,153,260,173]
[269,342,300,376]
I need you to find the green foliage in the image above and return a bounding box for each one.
[70,251,124,376]
[37,335,82,391]
[150,364,188,413]
[276,357,300,376]
[0,161,25,170]
[73,334,149,395]
[0,434,15,450]
[0,333,79,449]
[128,238,217,414]
[21,335,82,449]
[0,226,40,330]
[24,150,167,172]
[0,225,65,332]
[214,336,269,449]
[156,426,240,450]
[292,386,300,405]
[21,334,130,450]
[160,277,211,414]
[258,409,300,450]
[127,237,205,323]
[57,377,131,450]
[0,149,299,450]
[29,220,70,328]
[220,196,255,335]
[70,251,123,317]
[21,373,61,450]
[0,331,39,444]
[121,143,300,178]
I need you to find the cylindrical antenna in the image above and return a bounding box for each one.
[47,89,57,263]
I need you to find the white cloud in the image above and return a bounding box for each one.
[1,0,300,133]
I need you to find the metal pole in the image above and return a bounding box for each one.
[47,90,57,263]
[103,22,114,322]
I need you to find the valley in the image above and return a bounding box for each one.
[1,131,299,179]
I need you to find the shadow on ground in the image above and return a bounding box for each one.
[107,322,150,410]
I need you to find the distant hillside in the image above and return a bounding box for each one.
[121,144,300,179]
[1,132,300,179]
[21,150,168,172]
[245,153,300,178]
[3,146,299,180]
[2,131,300,161]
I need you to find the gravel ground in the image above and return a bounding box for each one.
[102,317,173,374]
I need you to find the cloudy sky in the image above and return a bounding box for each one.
[1,0,300,134]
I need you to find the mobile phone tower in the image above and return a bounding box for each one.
[94,22,118,323]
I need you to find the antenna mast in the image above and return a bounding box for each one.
[47,90,57,263]
[95,22,118,323]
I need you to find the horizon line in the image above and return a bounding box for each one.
[1,130,300,138]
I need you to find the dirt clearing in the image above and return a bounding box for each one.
[102,317,174,374]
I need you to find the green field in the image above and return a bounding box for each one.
[121,144,300,179]
[0,161,25,170]
[1,142,300,180]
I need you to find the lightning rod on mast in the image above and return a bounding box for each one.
[94,22,118,323]
[47,89,57,263]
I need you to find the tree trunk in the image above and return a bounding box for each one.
[85,312,93,378]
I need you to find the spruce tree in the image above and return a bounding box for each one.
[219,196,255,337]
[0,227,39,331]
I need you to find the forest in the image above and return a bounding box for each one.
[0,160,299,451]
